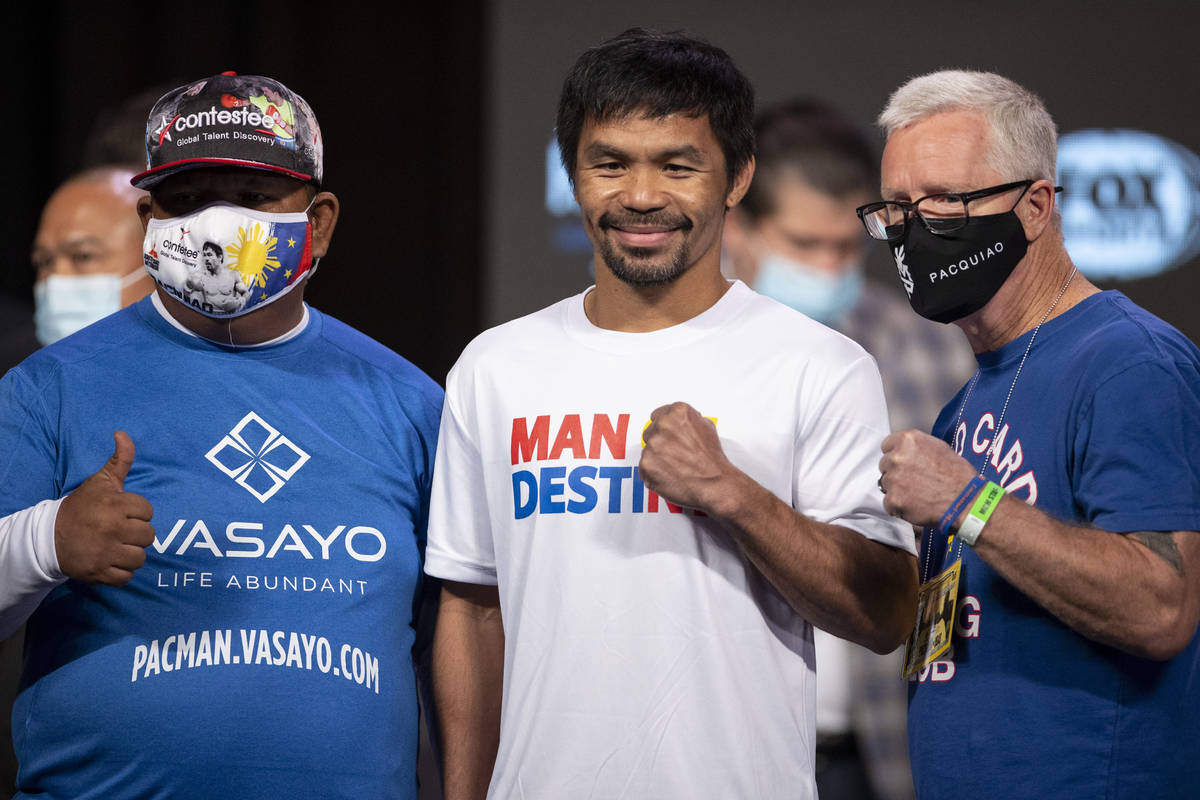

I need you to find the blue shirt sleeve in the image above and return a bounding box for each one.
[0,366,62,515]
[1072,358,1200,533]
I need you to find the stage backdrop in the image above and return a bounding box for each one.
[486,0,1200,349]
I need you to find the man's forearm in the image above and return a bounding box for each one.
[636,401,917,651]
[433,582,505,800]
[715,472,918,654]
[0,498,68,639]
[968,496,1200,660]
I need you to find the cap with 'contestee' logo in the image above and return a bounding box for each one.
[132,71,323,190]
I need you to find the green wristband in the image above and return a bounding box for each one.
[957,481,1005,546]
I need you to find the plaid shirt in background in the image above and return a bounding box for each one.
[828,280,977,800]
[838,282,978,435]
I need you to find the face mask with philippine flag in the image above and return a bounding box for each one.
[142,201,316,319]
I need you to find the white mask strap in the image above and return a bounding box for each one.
[121,268,148,289]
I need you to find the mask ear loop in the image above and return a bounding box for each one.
[120,268,148,289]
[303,192,321,281]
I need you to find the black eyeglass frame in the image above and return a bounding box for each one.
[855,180,1063,241]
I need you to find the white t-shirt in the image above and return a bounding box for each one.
[426,281,913,800]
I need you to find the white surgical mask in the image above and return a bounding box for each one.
[752,249,864,325]
[142,201,314,319]
[33,270,144,345]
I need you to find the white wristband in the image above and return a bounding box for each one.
[956,481,1005,547]
[957,513,986,546]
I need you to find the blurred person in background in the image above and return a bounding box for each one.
[723,98,973,800]
[0,166,151,800]
[30,167,153,346]
[725,99,974,435]
[0,85,169,799]
[2,83,169,375]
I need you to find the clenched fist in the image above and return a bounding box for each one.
[55,431,155,585]
[639,402,737,515]
[878,429,977,528]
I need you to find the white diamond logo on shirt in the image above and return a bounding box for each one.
[204,412,310,503]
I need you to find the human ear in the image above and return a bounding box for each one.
[308,191,340,259]
[136,195,154,233]
[1020,179,1057,242]
[725,155,756,209]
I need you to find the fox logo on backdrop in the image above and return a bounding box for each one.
[1058,129,1200,280]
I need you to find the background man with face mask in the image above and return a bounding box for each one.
[0,165,155,800]
[29,167,155,346]
[0,72,442,799]
[725,100,974,435]
[427,29,918,800]
[864,70,1200,799]
[724,99,974,800]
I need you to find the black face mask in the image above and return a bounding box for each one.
[889,211,1028,323]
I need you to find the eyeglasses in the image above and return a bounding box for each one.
[855,180,1061,241]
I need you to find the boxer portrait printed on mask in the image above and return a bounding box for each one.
[0,72,442,799]
[185,240,249,313]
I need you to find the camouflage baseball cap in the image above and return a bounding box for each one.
[132,71,323,189]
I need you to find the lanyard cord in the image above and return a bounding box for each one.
[919,267,1079,583]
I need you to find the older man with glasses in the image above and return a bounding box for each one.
[860,69,1200,800]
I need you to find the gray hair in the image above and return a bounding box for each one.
[878,70,1058,182]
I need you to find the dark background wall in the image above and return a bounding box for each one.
[5,2,1198,376]
[488,0,1200,345]
[2,1,485,385]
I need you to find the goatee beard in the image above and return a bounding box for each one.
[597,239,693,287]
[596,211,694,287]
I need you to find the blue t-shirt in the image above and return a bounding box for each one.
[908,291,1200,799]
[0,298,442,800]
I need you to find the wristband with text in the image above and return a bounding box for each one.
[957,481,1005,546]
[936,475,987,540]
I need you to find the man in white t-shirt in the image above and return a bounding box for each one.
[426,28,919,800]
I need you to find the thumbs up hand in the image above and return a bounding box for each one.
[55,431,156,585]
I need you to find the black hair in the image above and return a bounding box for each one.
[201,241,223,257]
[555,28,755,186]
[739,98,879,220]
[82,82,182,170]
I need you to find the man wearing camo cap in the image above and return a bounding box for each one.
[0,72,442,798]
